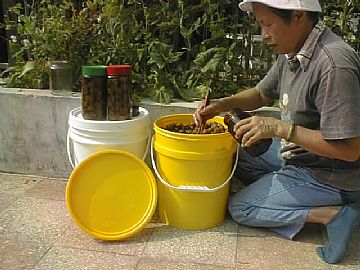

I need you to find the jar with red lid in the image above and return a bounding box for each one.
[107,65,132,120]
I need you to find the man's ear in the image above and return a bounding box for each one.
[292,10,307,23]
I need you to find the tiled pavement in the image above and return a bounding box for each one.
[1,172,360,270]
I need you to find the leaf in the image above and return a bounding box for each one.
[150,86,172,104]
[194,47,227,73]
[148,41,183,70]
[196,84,212,99]
[19,61,36,78]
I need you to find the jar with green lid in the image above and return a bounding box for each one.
[107,65,132,120]
[81,65,107,120]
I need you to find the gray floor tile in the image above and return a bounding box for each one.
[237,223,323,243]
[24,178,67,201]
[0,196,70,244]
[0,236,50,270]
[33,246,138,270]
[0,193,16,212]
[293,223,324,244]
[329,264,360,270]
[347,227,360,262]
[135,258,235,270]
[236,234,328,270]
[0,172,39,196]
[55,222,154,256]
[143,219,238,267]
[237,224,277,237]
[1,175,360,270]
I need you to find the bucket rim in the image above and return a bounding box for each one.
[69,107,149,127]
[153,114,231,139]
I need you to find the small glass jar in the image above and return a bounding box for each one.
[107,64,132,120]
[49,61,72,96]
[81,65,107,120]
[224,108,272,157]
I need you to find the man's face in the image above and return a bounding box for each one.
[252,3,302,55]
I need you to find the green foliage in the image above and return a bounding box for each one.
[0,0,359,103]
[321,0,360,52]
[1,0,101,89]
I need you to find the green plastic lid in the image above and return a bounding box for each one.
[82,65,108,76]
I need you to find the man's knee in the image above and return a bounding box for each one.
[228,196,255,225]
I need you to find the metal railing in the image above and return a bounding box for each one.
[0,0,32,70]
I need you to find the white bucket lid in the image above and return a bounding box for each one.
[68,107,150,132]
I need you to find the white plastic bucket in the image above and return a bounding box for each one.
[67,107,150,168]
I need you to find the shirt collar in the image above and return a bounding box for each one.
[286,20,326,72]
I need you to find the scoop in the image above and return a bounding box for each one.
[198,89,210,134]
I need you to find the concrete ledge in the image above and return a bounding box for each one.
[0,87,200,178]
[0,86,279,178]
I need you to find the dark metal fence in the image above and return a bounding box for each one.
[0,0,21,69]
[0,0,10,69]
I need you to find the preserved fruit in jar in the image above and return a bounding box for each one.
[81,65,107,120]
[107,65,132,120]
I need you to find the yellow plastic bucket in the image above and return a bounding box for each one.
[152,114,237,229]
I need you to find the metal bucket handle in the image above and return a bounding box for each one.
[151,136,239,192]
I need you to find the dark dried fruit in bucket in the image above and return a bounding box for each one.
[164,122,226,134]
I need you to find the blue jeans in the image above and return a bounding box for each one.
[228,139,360,239]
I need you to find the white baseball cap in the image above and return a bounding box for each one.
[239,0,322,12]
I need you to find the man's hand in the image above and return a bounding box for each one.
[233,116,288,147]
[194,99,223,126]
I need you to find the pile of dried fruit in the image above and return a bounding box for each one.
[163,122,226,134]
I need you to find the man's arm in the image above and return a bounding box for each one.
[218,87,273,112]
[194,87,273,125]
[289,125,360,162]
[238,117,360,162]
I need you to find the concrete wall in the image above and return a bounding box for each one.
[0,87,197,178]
[0,87,279,179]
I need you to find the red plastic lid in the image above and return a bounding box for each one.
[107,65,132,76]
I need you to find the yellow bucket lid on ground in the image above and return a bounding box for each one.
[66,150,157,241]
